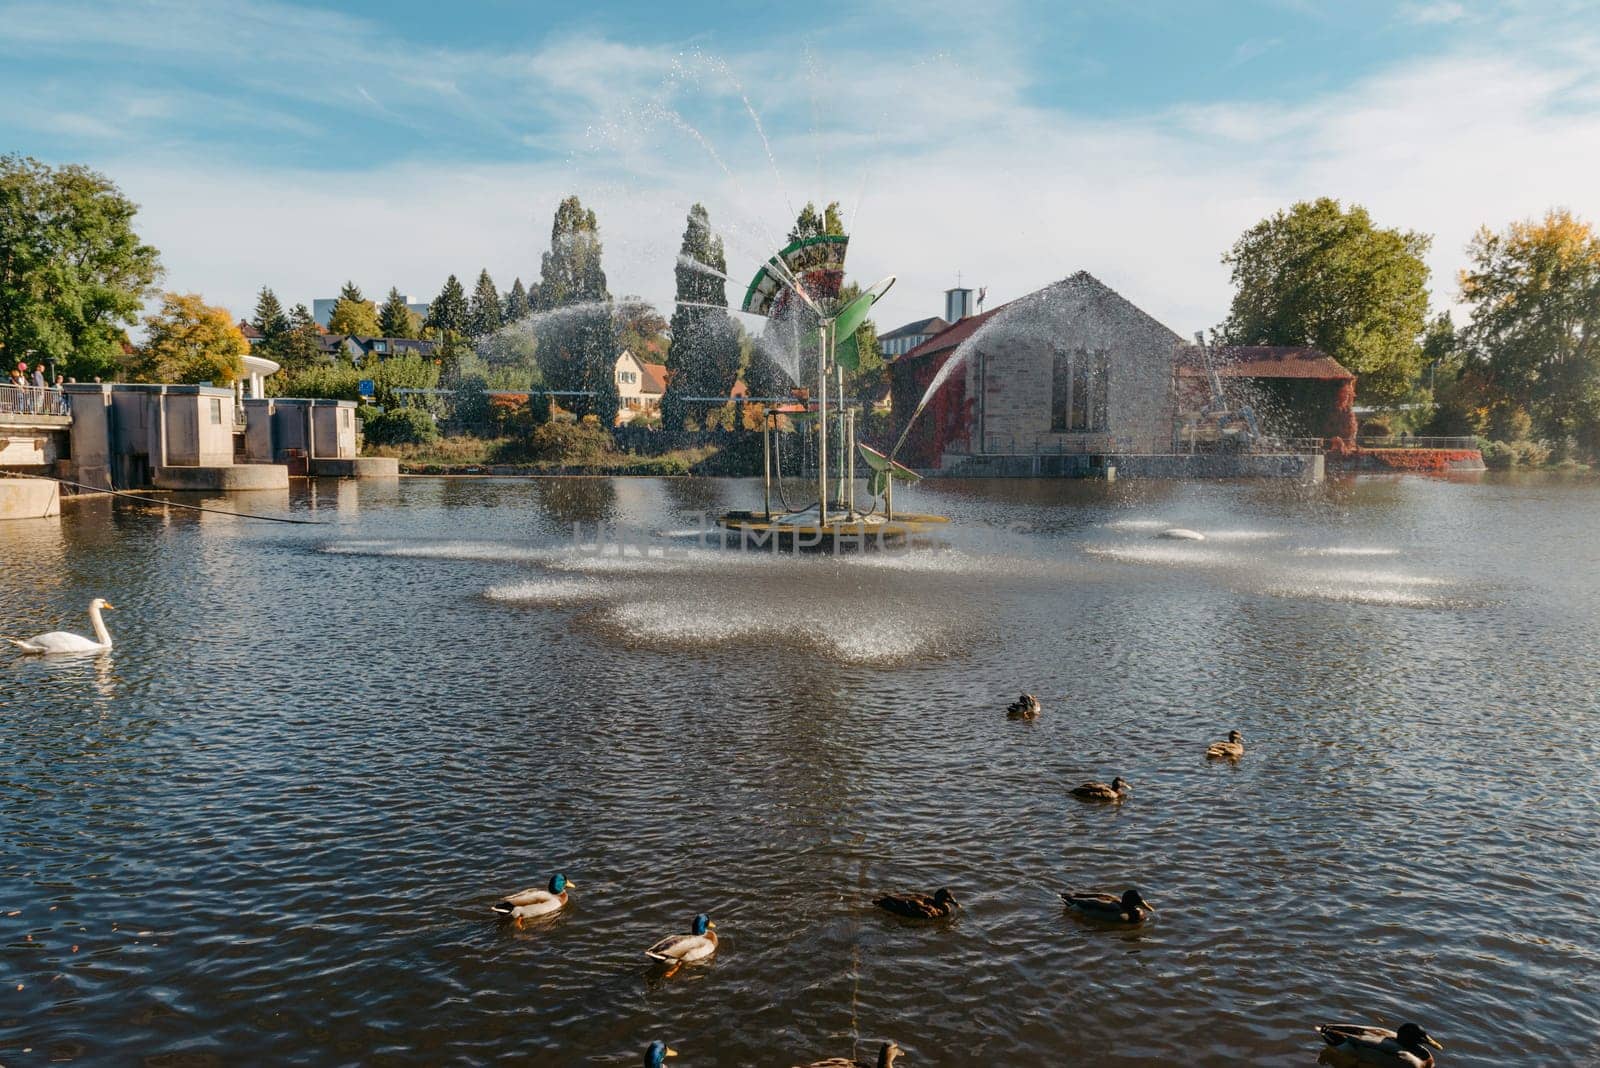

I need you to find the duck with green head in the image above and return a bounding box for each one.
[644,1041,678,1066]
[1316,1022,1442,1067]
[1061,887,1155,924]
[491,873,574,928]
[645,913,718,974]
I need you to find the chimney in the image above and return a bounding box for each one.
[945,286,975,322]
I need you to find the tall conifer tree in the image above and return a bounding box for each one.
[427,275,469,336]
[534,196,619,426]
[468,269,502,339]
[503,277,531,323]
[661,203,739,431]
[378,288,417,338]
[251,286,290,342]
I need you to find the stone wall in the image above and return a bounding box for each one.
[959,273,1184,457]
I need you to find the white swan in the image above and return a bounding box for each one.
[7,598,116,654]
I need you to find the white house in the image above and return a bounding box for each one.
[614,350,667,423]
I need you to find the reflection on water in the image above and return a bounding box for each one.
[2,474,1599,1065]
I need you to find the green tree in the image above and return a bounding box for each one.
[616,298,669,363]
[251,286,290,343]
[468,268,502,339]
[327,294,381,337]
[1220,197,1432,406]
[661,204,741,430]
[277,302,324,370]
[378,287,419,338]
[1459,209,1600,450]
[126,292,248,384]
[427,274,469,336]
[337,280,365,305]
[534,195,619,426]
[0,155,163,380]
[787,200,844,243]
[503,277,531,323]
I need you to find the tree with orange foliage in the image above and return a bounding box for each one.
[126,292,248,385]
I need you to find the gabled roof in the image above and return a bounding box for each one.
[237,320,264,340]
[880,315,949,342]
[639,361,668,394]
[897,304,1007,362]
[1176,345,1354,381]
[895,272,1184,364]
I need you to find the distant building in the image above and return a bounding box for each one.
[614,349,666,423]
[318,335,438,362]
[879,315,949,359]
[237,320,265,347]
[313,294,429,328]
[888,271,1356,470]
[1174,345,1355,440]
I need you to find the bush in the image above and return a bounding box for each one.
[1358,417,1393,438]
[494,417,614,464]
[363,407,438,446]
[1478,438,1552,469]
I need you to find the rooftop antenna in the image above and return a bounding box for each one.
[977,286,988,313]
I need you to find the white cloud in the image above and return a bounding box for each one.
[17,0,1600,339]
[1402,2,1469,25]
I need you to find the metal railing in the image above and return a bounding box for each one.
[1355,435,1478,450]
[0,384,70,416]
[981,432,1123,455]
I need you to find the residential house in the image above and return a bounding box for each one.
[614,349,667,423]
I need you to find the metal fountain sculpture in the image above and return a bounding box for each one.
[716,231,947,546]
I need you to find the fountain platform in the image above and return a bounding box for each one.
[716,509,949,549]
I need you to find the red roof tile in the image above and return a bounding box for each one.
[638,361,668,394]
[896,303,1009,362]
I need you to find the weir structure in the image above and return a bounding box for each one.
[716,233,947,547]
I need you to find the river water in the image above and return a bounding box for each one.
[2,474,1597,1066]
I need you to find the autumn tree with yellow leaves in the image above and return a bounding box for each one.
[126,292,248,385]
[1458,209,1600,453]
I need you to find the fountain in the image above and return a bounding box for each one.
[716,230,949,548]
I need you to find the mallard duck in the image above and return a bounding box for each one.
[644,1041,679,1066]
[1070,776,1130,802]
[645,913,718,972]
[794,1040,903,1068]
[1315,1022,1442,1067]
[490,873,574,927]
[1061,888,1155,923]
[1006,693,1041,720]
[874,888,959,919]
[1206,730,1245,759]
[7,597,116,654]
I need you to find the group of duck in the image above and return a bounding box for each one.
[494,695,1445,1068]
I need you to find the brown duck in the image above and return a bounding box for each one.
[1006,693,1041,720]
[1206,730,1245,759]
[874,888,959,919]
[1071,776,1130,802]
[793,1040,904,1068]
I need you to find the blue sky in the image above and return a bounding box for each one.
[4,0,1599,332]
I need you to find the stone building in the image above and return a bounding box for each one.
[889,272,1184,468]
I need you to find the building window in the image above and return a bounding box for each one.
[1051,349,1109,433]
[209,397,223,424]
